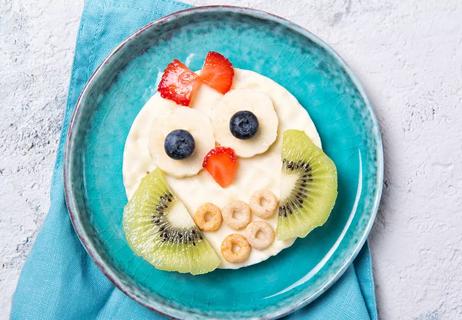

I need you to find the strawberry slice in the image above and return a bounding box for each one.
[202,147,238,187]
[158,59,199,106]
[200,52,234,94]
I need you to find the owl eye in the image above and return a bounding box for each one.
[164,129,195,160]
[149,107,215,177]
[211,89,279,158]
[229,111,259,140]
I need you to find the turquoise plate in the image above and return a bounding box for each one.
[64,6,383,319]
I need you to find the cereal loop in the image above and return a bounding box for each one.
[221,234,251,263]
[193,203,223,232]
[246,221,275,250]
[223,200,252,230]
[250,189,278,219]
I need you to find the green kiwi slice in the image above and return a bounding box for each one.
[123,168,220,275]
[277,130,338,240]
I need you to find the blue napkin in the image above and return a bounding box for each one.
[11,1,378,319]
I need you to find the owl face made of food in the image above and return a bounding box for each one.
[123,52,337,275]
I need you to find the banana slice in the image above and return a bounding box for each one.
[212,89,279,157]
[149,107,215,177]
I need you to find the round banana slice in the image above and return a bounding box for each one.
[149,107,215,177]
[212,89,279,157]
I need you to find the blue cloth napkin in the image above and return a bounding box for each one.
[11,1,378,319]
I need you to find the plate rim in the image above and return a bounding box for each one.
[64,5,383,319]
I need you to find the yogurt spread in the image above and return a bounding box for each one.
[123,68,321,269]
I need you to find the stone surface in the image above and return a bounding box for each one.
[1,0,461,319]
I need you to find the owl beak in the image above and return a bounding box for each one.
[202,147,239,188]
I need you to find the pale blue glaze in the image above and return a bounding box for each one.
[65,6,383,319]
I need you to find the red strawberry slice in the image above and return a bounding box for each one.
[158,59,199,106]
[200,52,234,94]
[202,147,238,187]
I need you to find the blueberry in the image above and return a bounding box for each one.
[164,129,195,160]
[229,111,259,139]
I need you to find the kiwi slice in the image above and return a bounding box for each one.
[277,130,338,240]
[123,168,220,275]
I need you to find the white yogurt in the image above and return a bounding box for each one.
[123,69,321,269]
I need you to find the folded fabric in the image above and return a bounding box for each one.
[11,1,377,319]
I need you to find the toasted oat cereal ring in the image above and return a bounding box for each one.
[221,234,251,263]
[193,203,223,232]
[222,200,252,230]
[250,189,278,219]
[246,221,275,250]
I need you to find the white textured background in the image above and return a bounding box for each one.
[1,0,461,319]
